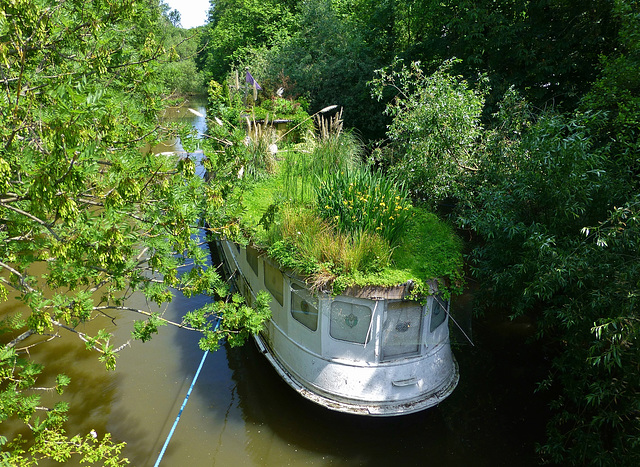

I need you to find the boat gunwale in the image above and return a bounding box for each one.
[253,330,460,416]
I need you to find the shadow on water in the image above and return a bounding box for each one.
[219,311,550,467]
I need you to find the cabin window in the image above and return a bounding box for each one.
[237,275,254,307]
[246,246,259,276]
[290,283,318,331]
[381,301,423,360]
[330,301,371,344]
[429,294,448,332]
[264,261,283,306]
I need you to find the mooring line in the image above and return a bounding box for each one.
[153,320,220,466]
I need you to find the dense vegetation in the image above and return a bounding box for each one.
[221,114,463,297]
[199,0,640,465]
[1,0,637,464]
[0,1,268,464]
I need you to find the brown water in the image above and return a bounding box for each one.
[1,99,550,466]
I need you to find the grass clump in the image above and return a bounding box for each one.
[233,109,463,296]
[316,167,412,246]
[282,112,361,205]
[266,205,392,277]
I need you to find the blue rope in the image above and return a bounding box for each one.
[153,320,219,466]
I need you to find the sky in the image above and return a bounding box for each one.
[164,0,209,29]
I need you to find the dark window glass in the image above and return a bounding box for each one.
[246,246,259,276]
[381,301,422,360]
[429,295,448,332]
[264,261,283,306]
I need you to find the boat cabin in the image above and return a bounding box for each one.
[219,240,459,416]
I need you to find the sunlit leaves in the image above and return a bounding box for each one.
[316,167,412,245]
[132,313,167,343]
[0,0,250,464]
[182,291,272,352]
[369,58,486,206]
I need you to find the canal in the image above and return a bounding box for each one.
[1,98,550,466]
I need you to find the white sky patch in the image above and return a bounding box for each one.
[164,0,209,29]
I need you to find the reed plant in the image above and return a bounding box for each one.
[244,114,277,178]
[316,167,412,246]
[281,109,361,204]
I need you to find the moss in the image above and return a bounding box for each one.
[393,209,463,283]
[239,172,284,242]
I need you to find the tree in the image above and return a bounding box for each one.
[373,44,639,466]
[196,0,298,82]
[0,0,269,463]
[369,59,486,206]
[247,0,387,139]
[359,0,620,112]
[459,97,640,465]
[156,14,206,96]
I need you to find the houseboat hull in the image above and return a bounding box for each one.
[218,240,459,416]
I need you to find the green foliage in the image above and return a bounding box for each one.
[182,291,272,351]
[132,313,168,343]
[196,0,298,82]
[457,89,640,465]
[1,340,128,465]
[316,167,412,245]
[0,0,271,463]
[158,27,206,95]
[265,205,392,284]
[370,59,486,206]
[237,131,463,295]
[240,0,388,138]
[281,117,361,204]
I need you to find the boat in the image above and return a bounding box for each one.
[216,240,459,416]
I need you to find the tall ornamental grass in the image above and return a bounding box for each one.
[282,111,361,204]
[268,206,392,277]
[244,114,277,178]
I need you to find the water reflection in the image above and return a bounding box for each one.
[1,98,550,467]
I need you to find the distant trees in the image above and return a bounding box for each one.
[246,0,386,137]
[198,0,622,137]
[196,0,298,83]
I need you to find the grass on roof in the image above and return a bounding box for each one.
[237,160,463,297]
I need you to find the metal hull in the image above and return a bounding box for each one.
[218,240,459,416]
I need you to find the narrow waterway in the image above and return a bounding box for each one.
[1,98,550,466]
